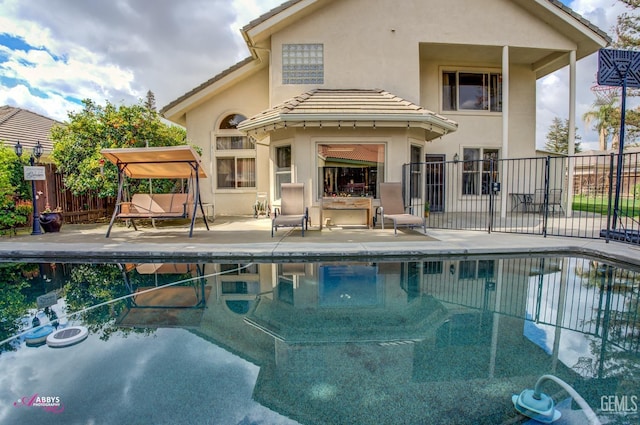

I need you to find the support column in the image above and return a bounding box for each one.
[501,46,510,218]
[567,50,576,217]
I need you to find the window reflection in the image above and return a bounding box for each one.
[317,144,385,198]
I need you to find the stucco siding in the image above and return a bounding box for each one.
[185,67,269,213]
[267,0,577,107]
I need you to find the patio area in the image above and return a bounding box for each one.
[1,214,639,267]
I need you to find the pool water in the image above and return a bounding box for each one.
[1,256,639,424]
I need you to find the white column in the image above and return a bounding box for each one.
[501,46,510,218]
[566,50,577,217]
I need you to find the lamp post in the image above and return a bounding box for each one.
[14,140,44,235]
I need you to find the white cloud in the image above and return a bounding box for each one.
[0,0,282,122]
[0,0,632,151]
[535,0,630,151]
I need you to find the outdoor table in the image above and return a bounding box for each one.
[510,193,533,212]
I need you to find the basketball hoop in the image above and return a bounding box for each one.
[590,83,621,97]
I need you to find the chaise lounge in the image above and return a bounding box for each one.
[377,182,426,235]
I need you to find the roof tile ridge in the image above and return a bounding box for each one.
[0,106,21,126]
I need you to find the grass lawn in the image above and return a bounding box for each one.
[573,195,640,217]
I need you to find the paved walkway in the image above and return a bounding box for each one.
[1,215,640,265]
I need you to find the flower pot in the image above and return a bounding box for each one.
[39,212,63,233]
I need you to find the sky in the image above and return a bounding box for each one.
[0,0,632,150]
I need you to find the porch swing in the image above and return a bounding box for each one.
[101,146,210,238]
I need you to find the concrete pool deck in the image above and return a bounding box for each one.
[1,215,640,265]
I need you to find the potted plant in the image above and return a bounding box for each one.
[424,201,430,218]
[39,204,63,233]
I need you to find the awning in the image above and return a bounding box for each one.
[101,146,208,179]
[237,89,458,141]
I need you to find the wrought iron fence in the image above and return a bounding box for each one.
[402,152,640,244]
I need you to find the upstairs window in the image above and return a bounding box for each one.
[442,71,502,112]
[283,43,324,84]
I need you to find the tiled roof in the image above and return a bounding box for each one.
[242,0,610,42]
[547,0,611,43]
[241,0,305,33]
[237,89,458,140]
[0,105,63,152]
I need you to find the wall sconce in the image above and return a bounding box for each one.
[453,153,459,163]
[449,264,456,275]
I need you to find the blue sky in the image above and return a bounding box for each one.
[0,0,631,149]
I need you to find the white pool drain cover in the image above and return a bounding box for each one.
[46,326,89,348]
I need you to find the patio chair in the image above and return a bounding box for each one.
[271,183,309,237]
[549,188,565,214]
[376,182,426,235]
[530,189,546,213]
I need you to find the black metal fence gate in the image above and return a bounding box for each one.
[402,152,640,245]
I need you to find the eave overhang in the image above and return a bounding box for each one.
[237,89,458,142]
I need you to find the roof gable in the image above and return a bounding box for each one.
[161,0,610,123]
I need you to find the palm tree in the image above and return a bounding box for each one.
[583,91,620,151]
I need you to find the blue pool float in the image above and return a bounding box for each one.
[24,325,55,346]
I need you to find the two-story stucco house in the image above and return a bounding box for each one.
[161,0,609,221]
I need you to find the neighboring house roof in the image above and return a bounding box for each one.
[0,105,62,153]
[236,89,458,141]
[161,0,611,124]
[319,144,383,164]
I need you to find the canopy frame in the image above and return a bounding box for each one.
[101,146,210,238]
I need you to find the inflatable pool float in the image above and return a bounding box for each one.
[25,325,55,346]
[46,326,89,348]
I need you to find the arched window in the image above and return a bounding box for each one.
[215,114,256,189]
[219,113,246,129]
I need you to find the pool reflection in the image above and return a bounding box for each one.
[1,256,639,425]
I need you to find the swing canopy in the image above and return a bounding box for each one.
[101,145,208,179]
[100,145,210,238]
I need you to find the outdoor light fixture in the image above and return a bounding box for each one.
[453,153,459,163]
[14,140,23,157]
[14,140,44,235]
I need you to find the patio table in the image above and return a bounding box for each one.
[321,197,373,229]
[510,193,533,212]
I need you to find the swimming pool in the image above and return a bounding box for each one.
[1,255,639,424]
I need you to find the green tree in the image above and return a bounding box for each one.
[613,0,640,144]
[50,99,188,197]
[614,0,639,52]
[583,91,621,151]
[0,144,31,231]
[544,117,582,154]
[0,264,31,350]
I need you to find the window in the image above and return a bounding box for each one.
[457,260,495,280]
[216,157,255,188]
[317,144,385,198]
[409,145,423,199]
[462,148,499,196]
[423,261,443,275]
[215,114,256,189]
[283,43,324,84]
[275,145,292,199]
[442,71,502,112]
